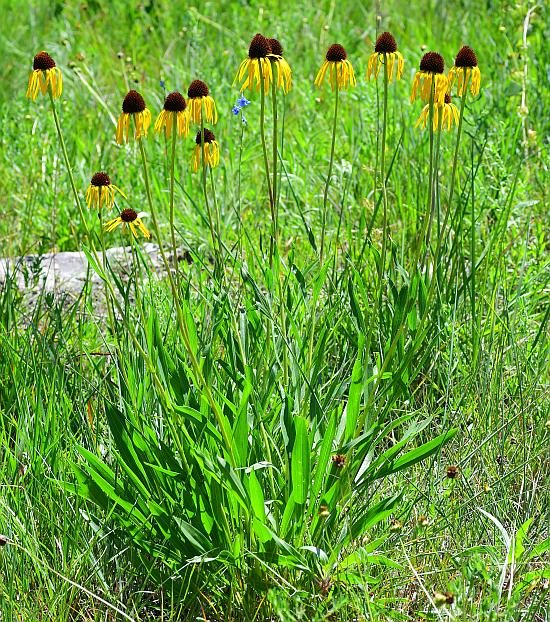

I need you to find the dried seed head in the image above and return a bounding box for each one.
[90,172,111,186]
[316,576,332,595]
[0,535,8,546]
[195,129,215,145]
[122,90,146,114]
[33,51,56,71]
[163,91,186,112]
[455,45,478,68]
[248,33,271,59]
[444,93,452,104]
[446,465,459,479]
[120,208,138,222]
[375,31,397,54]
[332,454,346,468]
[268,38,284,56]
[187,79,209,98]
[444,592,454,604]
[326,43,347,62]
[419,51,445,74]
[389,519,403,532]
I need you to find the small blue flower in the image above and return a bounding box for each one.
[232,105,241,116]
[237,95,251,108]
[160,80,166,91]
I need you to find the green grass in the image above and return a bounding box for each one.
[0,0,548,620]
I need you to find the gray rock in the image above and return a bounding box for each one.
[0,244,167,295]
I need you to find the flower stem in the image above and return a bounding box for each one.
[430,73,469,294]
[168,123,179,279]
[259,62,275,267]
[201,115,221,276]
[378,55,389,300]
[271,63,279,257]
[424,108,443,274]
[320,80,339,265]
[416,79,435,272]
[48,91,88,237]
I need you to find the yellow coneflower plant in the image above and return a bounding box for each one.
[26,51,63,101]
[267,37,292,94]
[315,43,356,263]
[105,208,151,239]
[449,45,481,97]
[154,90,191,276]
[415,93,460,131]
[85,172,125,210]
[234,33,274,93]
[366,32,404,309]
[410,51,448,104]
[314,43,356,91]
[116,90,151,144]
[192,129,219,173]
[154,91,190,138]
[366,31,404,82]
[187,80,218,125]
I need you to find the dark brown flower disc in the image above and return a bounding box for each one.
[121,208,138,222]
[455,45,478,68]
[188,79,209,98]
[375,32,397,54]
[268,38,284,56]
[195,129,215,145]
[122,90,146,114]
[33,51,56,70]
[90,172,111,186]
[446,465,459,479]
[248,33,271,59]
[420,51,445,74]
[444,93,452,104]
[326,43,347,62]
[163,91,186,112]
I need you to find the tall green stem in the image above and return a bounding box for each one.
[259,64,275,267]
[378,55,389,300]
[430,72,469,295]
[168,125,179,279]
[424,109,443,274]
[271,64,279,256]
[200,116,220,275]
[48,92,88,235]
[320,81,339,265]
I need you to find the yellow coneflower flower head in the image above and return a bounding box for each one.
[410,51,448,104]
[449,46,481,97]
[267,37,292,94]
[187,80,218,125]
[314,43,356,91]
[154,91,190,138]
[366,32,404,82]
[85,172,126,209]
[192,129,219,172]
[105,208,151,239]
[234,33,274,93]
[26,51,63,101]
[415,93,460,131]
[116,90,151,144]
